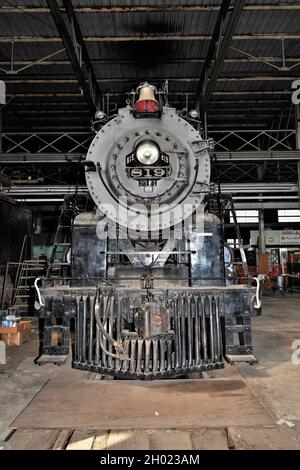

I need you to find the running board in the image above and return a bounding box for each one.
[36,354,69,366]
[226,354,257,364]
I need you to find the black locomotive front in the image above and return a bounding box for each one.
[37,83,261,379]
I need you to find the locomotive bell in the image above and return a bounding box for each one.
[133,82,160,113]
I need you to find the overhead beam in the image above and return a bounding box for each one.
[8,102,89,107]
[3,115,273,121]
[196,0,246,113]
[215,151,300,161]
[61,0,101,111]
[233,201,300,209]
[220,183,298,193]
[196,0,231,112]
[5,109,90,114]
[5,182,298,198]
[212,91,291,96]
[0,153,83,163]
[3,76,299,84]
[6,91,292,98]
[0,33,299,42]
[3,124,270,131]
[7,99,291,105]
[3,125,87,130]
[208,99,291,104]
[1,57,300,66]
[6,106,289,114]
[45,0,99,114]
[2,4,300,13]
[2,151,300,164]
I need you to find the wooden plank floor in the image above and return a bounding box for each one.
[0,427,233,450]
[12,378,273,430]
[3,372,300,450]
[4,425,300,450]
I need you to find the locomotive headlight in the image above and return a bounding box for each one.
[135,140,160,165]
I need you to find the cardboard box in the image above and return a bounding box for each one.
[0,320,32,346]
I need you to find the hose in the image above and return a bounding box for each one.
[34,278,45,308]
[94,288,130,361]
[253,274,266,309]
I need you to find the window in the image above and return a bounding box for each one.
[230,210,259,224]
[226,238,240,248]
[278,210,300,223]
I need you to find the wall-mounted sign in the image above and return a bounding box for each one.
[251,230,300,246]
[280,230,300,245]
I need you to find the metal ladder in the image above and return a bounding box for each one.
[228,196,249,277]
[12,260,46,312]
[208,193,249,277]
[46,194,90,279]
[0,234,39,313]
[208,193,255,364]
[225,196,256,363]
[46,199,76,279]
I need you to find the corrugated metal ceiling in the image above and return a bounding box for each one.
[0,0,299,131]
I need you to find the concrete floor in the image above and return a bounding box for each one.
[240,295,300,426]
[0,293,300,449]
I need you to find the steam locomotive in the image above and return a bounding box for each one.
[36,83,261,379]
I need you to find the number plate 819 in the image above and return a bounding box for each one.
[129,167,167,179]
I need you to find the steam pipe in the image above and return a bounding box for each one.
[94,288,130,361]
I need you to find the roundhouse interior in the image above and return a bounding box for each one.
[0,0,300,452]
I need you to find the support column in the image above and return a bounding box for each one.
[296,104,300,149]
[258,208,265,253]
[297,161,300,208]
[295,105,300,207]
[0,80,5,153]
[0,109,2,153]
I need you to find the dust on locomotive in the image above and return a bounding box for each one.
[37,83,261,379]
